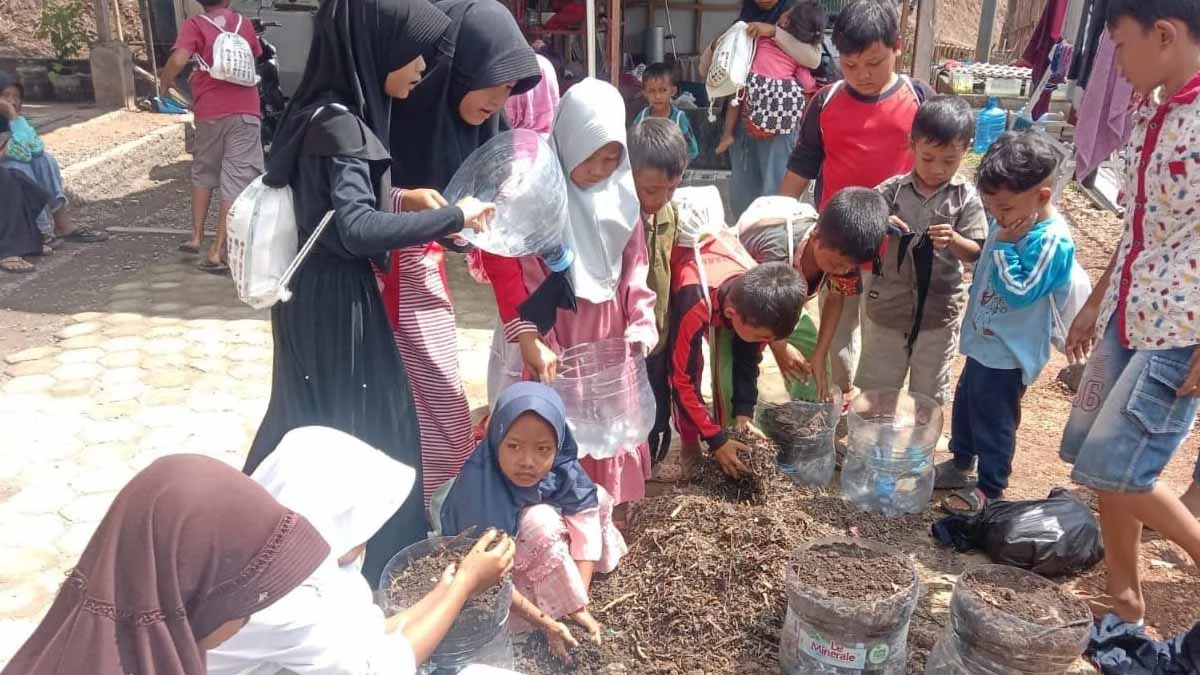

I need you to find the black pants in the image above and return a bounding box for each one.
[950,357,1026,499]
[645,349,673,465]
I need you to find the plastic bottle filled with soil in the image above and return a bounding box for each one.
[757,391,842,487]
[924,565,1092,675]
[779,537,921,674]
[841,390,943,516]
[380,536,515,673]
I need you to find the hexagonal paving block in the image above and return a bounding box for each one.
[0,513,66,549]
[135,406,193,432]
[56,333,106,350]
[149,301,185,314]
[70,465,133,495]
[54,322,102,340]
[6,358,58,377]
[3,375,55,395]
[111,281,148,293]
[143,338,189,356]
[94,382,146,404]
[76,440,138,468]
[185,318,226,330]
[145,325,187,340]
[185,342,226,360]
[110,286,152,299]
[149,281,181,291]
[142,386,191,406]
[4,484,78,516]
[59,493,115,525]
[99,367,144,386]
[188,358,230,376]
[103,312,148,326]
[48,379,96,399]
[144,369,191,389]
[99,350,143,369]
[55,522,99,557]
[89,400,141,421]
[0,580,53,621]
[228,345,272,363]
[69,311,105,323]
[184,305,228,320]
[148,315,184,326]
[99,336,145,353]
[79,419,141,446]
[4,346,60,365]
[101,322,149,338]
[49,361,104,382]
[105,299,152,313]
[0,545,59,580]
[57,348,104,365]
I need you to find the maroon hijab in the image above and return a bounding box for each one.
[2,454,329,675]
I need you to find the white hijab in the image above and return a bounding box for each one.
[207,427,417,675]
[552,78,641,304]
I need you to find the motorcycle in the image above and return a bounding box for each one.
[252,17,288,152]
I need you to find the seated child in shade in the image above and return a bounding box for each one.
[0,73,107,250]
[437,383,627,662]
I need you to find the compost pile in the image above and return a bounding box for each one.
[517,431,836,673]
[386,540,507,632]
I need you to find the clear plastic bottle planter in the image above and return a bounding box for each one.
[380,536,514,673]
[550,338,655,460]
[757,391,842,487]
[780,537,921,674]
[443,129,569,258]
[925,565,1092,675]
[841,390,943,516]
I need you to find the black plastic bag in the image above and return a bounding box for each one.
[931,487,1104,576]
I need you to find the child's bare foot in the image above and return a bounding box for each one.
[680,442,703,482]
[569,608,603,642]
[1078,589,1145,624]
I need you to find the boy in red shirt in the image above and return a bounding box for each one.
[160,0,263,273]
[778,0,932,399]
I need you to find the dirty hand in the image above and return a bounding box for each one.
[713,438,750,479]
[887,214,910,234]
[996,213,1038,243]
[928,223,955,250]
[569,608,603,643]
[456,196,495,234]
[518,333,559,382]
[401,187,448,212]
[771,341,812,384]
[810,349,831,401]
[1179,350,1200,397]
[545,620,580,662]
[455,529,514,595]
[733,415,765,438]
[1065,301,1100,364]
[716,135,734,156]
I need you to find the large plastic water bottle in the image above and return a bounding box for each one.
[972,97,1007,154]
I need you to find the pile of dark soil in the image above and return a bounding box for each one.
[692,430,782,505]
[386,542,506,632]
[790,541,915,602]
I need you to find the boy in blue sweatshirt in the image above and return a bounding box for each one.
[935,131,1076,514]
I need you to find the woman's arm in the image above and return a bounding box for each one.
[328,155,465,257]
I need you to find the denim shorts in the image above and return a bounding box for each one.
[1060,322,1199,492]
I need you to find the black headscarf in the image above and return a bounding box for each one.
[389,0,542,191]
[262,0,451,195]
[739,0,792,24]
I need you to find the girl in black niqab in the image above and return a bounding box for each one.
[243,0,492,589]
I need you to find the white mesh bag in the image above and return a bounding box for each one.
[195,14,258,87]
[705,21,756,120]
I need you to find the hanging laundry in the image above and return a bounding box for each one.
[1021,0,1068,119]
[1069,0,1111,88]
[1074,31,1134,181]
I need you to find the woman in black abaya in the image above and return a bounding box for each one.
[243,0,492,587]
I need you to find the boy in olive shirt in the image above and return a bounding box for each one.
[858,95,987,405]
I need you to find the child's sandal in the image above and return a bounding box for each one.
[940,487,988,517]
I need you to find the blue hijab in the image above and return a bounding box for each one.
[440,383,599,536]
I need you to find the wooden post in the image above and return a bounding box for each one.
[93,0,114,41]
[586,0,597,77]
[693,8,702,56]
[607,0,621,83]
[911,0,936,81]
[112,0,126,42]
[976,0,997,62]
[896,0,911,73]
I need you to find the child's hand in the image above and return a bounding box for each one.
[745,22,776,38]
[1065,300,1100,364]
[518,333,559,382]
[996,214,1037,243]
[568,608,603,643]
[771,341,812,384]
[456,196,496,234]
[454,529,515,596]
[0,100,15,121]
[716,135,734,155]
[713,438,750,478]
[887,214,910,234]
[402,187,449,212]
[733,415,765,438]
[928,223,955,250]
[545,620,580,662]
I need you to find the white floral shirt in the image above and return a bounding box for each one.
[1098,71,1200,349]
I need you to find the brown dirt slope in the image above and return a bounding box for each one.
[0,0,145,58]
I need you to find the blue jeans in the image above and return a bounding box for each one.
[2,152,66,236]
[1060,321,1199,493]
[950,357,1026,498]
[729,120,796,221]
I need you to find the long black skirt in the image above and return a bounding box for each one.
[245,254,425,587]
[0,167,47,259]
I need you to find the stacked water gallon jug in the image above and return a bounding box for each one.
[972,97,1008,154]
[840,390,944,516]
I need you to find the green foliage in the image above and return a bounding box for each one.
[36,0,92,63]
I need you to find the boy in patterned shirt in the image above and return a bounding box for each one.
[1059,0,1200,624]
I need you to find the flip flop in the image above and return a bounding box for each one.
[61,227,110,243]
[198,260,230,275]
[934,459,975,490]
[42,234,64,250]
[0,257,35,273]
[178,242,201,255]
[940,487,989,517]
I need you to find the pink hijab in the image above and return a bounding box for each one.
[503,54,560,135]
